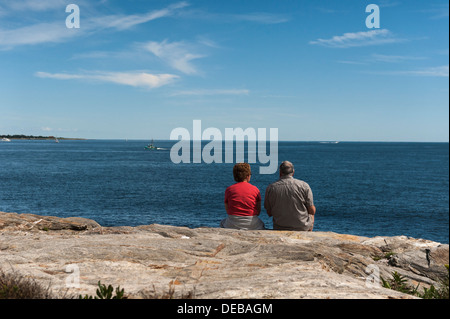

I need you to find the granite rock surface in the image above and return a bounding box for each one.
[0,212,448,299]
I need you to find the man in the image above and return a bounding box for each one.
[264,161,316,231]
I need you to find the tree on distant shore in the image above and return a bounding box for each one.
[1,134,55,139]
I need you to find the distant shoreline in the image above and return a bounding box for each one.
[2,136,448,143]
[1,135,86,140]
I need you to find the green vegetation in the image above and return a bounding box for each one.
[140,280,195,299]
[381,265,449,299]
[1,134,57,140]
[3,264,446,299]
[0,134,85,140]
[1,269,194,299]
[79,281,125,299]
[0,269,54,299]
[381,271,420,295]
[372,251,396,261]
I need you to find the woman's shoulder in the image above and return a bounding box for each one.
[245,182,261,194]
[228,182,259,191]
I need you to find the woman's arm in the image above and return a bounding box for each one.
[256,200,261,215]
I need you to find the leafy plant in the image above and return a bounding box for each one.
[382,265,449,299]
[381,271,419,295]
[79,281,125,299]
[372,251,396,261]
[420,285,440,299]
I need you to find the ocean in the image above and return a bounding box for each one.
[0,140,448,243]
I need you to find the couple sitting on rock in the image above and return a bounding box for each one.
[220,161,316,231]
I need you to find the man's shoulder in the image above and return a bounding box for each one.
[293,178,310,187]
[267,179,280,188]
[268,177,310,189]
[266,178,289,191]
[292,179,313,192]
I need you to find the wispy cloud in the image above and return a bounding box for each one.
[177,7,289,25]
[421,3,449,20]
[337,53,426,66]
[0,0,69,12]
[143,40,205,75]
[171,89,249,96]
[35,71,179,89]
[310,29,403,48]
[40,126,79,133]
[370,54,427,63]
[232,12,289,24]
[371,65,449,77]
[337,60,369,65]
[0,22,79,49]
[402,65,449,77]
[0,2,189,49]
[90,2,189,30]
[377,0,401,8]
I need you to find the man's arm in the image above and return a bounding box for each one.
[225,203,229,214]
[264,187,272,217]
[307,205,316,231]
[307,205,316,216]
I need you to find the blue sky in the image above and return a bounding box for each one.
[0,0,448,141]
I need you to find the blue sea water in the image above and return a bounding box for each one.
[0,140,448,243]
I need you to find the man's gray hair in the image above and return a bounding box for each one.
[280,161,294,176]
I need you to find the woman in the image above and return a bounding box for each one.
[220,163,265,230]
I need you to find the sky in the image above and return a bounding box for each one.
[0,0,448,141]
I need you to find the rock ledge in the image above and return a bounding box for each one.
[0,212,448,299]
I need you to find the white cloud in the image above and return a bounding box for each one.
[40,126,79,134]
[35,71,179,89]
[90,2,189,30]
[402,65,449,77]
[171,89,249,96]
[340,54,427,65]
[179,8,289,25]
[377,0,401,8]
[337,60,369,65]
[423,3,449,20]
[370,54,427,63]
[0,2,189,49]
[35,72,83,80]
[144,40,205,75]
[233,12,289,24]
[1,0,68,12]
[309,29,403,48]
[371,65,449,77]
[0,22,79,49]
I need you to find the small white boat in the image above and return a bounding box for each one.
[1,138,11,142]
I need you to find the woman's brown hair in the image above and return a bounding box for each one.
[233,163,251,182]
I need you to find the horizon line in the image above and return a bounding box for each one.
[2,134,448,143]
